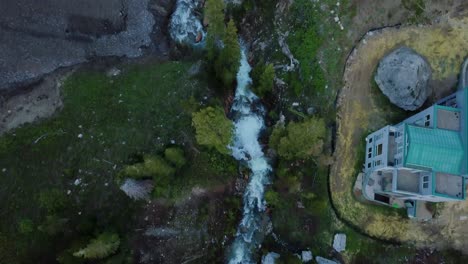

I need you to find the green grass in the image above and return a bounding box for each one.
[0,61,231,262]
[283,0,350,119]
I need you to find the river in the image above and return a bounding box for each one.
[228,47,272,264]
[168,3,271,261]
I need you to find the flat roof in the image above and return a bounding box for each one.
[404,124,464,175]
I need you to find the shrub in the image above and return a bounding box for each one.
[38,189,68,213]
[164,147,187,169]
[265,190,281,208]
[18,218,34,234]
[143,155,175,179]
[270,117,326,161]
[119,155,175,180]
[38,215,68,236]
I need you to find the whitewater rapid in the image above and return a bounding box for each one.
[169,0,205,44]
[228,47,272,263]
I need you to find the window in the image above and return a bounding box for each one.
[423,176,429,182]
[423,183,429,189]
[368,153,372,158]
[377,144,383,155]
[426,114,430,121]
[369,138,373,143]
[425,121,430,127]
[367,163,371,168]
[376,160,381,166]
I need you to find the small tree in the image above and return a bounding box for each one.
[73,232,120,259]
[215,19,241,88]
[254,63,275,96]
[270,117,326,161]
[205,0,225,61]
[192,106,233,154]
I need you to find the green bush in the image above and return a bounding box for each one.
[143,155,175,179]
[270,117,327,161]
[17,218,34,234]
[38,215,68,236]
[119,155,175,180]
[38,189,68,213]
[164,147,187,169]
[265,190,281,208]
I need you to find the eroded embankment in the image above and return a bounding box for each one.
[331,16,468,252]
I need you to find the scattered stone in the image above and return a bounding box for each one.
[188,60,203,76]
[262,252,280,264]
[292,102,300,107]
[1,168,6,172]
[316,256,338,264]
[67,190,71,195]
[74,178,81,186]
[302,251,313,262]
[333,233,347,252]
[77,133,83,139]
[106,67,121,77]
[195,32,203,43]
[374,46,432,111]
[120,179,154,200]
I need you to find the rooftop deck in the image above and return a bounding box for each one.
[396,170,419,193]
[435,173,463,198]
[437,108,460,131]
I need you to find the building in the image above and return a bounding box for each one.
[361,59,468,218]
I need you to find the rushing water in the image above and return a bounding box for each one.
[169,0,205,45]
[228,47,272,264]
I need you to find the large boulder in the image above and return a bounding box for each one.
[374,46,432,111]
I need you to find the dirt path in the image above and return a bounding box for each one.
[331,15,468,252]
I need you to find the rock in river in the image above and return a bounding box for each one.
[374,46,432,111]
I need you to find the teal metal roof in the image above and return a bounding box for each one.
[463,88,468,175]
[404,124,464,174]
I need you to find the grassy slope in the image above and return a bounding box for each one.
[0,61,237,262]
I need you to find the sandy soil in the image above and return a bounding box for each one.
[331,11,468,252]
